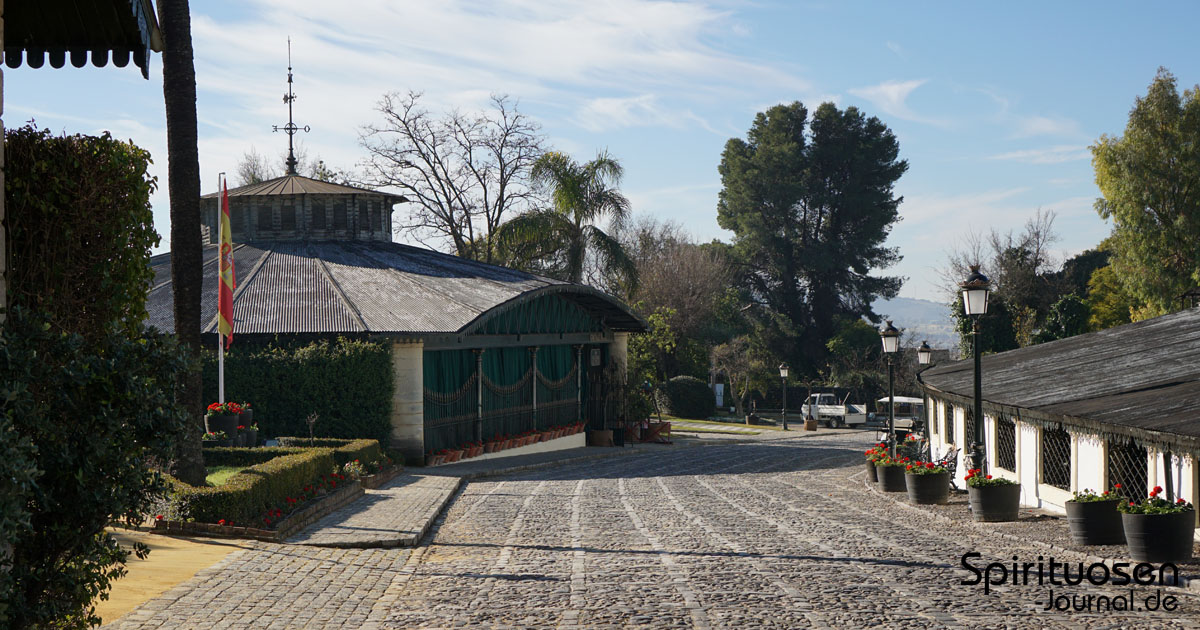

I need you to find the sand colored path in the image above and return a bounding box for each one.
[94,529,252,625]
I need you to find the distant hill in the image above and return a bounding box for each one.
[872,296,959,351]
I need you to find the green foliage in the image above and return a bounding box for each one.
[655,375,716,419]
[497,150,635,285]
[0,308,192,630]
[627,305,677,384]
[1033,294,1090,343]
[1093,68,1200,316]
[5,125,159,338]
[201,338,394,444]
[273,438,382,466]
[717,101,906,376]
[1052,248,1111,300]
[951,294,1018,356]
[1086,264,1139,331]
[164,448,336,525]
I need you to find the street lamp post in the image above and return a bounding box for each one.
[779,362,790,431]
[960,265,992,474]
[916,340,933,443]
[880,321,900,458]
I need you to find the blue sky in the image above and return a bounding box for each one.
[9,1,1199,300]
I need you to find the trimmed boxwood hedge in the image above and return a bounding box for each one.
[273,438,382,466]
[655,375,716,419]
[165,448,336,525]
[165,439,386,524]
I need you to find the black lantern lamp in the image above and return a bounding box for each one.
[959,265,992,473]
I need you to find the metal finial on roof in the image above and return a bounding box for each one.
[273,37,310,176]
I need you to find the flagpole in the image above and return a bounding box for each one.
[218,172,226,404]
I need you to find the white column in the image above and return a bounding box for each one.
[611,332,629,380]
[390,340,425,463]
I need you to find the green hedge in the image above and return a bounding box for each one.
[165,448,337,525]
[274,437,381,465]
[201,338,394,444]
[656,375,716,419]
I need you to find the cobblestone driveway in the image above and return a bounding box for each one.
[110,432,1200,629]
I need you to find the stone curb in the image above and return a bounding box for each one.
[293,476,464,549]
[858,470,1200,591]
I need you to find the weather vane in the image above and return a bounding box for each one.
[273,37,310,176]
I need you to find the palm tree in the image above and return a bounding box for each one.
[159,0,206,486]
[497,151,637,287]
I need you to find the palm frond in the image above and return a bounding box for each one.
[585,224,639,291]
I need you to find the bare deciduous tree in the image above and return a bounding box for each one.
[359,92,545,263]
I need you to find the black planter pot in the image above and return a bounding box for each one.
[205,413,239,436]
[1066,499,1125,545]
[906,472,950,505]
[1122,510,1195,563]
[243,428,258,447]
[865,459,878,483]
[968,483,1021,522]
[876,465,907,492]
[240,408,253,428]
[217,438,235,448]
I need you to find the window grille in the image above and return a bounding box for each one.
[965,407,977,449]
[1107,439,1148,501]
[312,202,327,230]
[358,207,369,232]
[369,202,380,234]
[943,402,954,444]
[996,415,1016,472]
[1041,426,1071,490]
[256,205,272,230]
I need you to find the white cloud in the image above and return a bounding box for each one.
[1012,115,1082,138]
[989,145,1090,164]
[886,41,906,59]
[848,79,946,126]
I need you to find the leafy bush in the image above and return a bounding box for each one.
[655,375,716,419]
[0,309,191,630]
[274,437,382,466]
[165,448,337,525]
[201,338,394,444]
[5,125,158,339]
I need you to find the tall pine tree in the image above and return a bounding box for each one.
[717,102,907,375]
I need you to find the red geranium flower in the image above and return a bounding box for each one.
[218,519,227,526]
[1114,483,1122,489]
[155,514,164,521]
[986,475,992,480]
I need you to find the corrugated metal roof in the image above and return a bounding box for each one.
[920,308,1200,441]
[146,240,646,336]
[201,175,407,204]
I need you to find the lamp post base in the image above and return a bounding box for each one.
[969,442,985,473]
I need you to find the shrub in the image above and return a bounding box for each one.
[5,125,158,339]
[655,375,716,419]
[0,309,191,630]
[201,338,393,444]
[274,437,382,466]
[165,448,337,525]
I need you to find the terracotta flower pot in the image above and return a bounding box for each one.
[1066,499,1125,545]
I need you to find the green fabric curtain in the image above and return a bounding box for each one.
[481,346,531,386]
[537,344,575,381]
[423,349,476,394]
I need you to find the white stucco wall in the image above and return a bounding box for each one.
[390,340,424,463]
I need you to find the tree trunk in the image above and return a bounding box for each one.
[159,0,206,486]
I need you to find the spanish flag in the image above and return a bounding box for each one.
[218,180,236,348]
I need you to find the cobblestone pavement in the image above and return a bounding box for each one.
[288,475,462,548]
[108,432,1200,629]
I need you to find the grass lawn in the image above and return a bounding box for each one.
[205,466,246,487]
[661,415,785,431]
